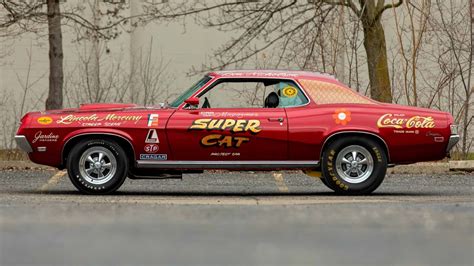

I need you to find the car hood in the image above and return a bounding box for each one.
[42,103,169,114]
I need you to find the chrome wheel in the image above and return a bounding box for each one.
[79,147,117,185]
[335,145,374,184]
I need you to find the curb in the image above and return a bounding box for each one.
[449,161,474,172]
[0,161,55,171]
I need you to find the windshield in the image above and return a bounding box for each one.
[169,76,212,108]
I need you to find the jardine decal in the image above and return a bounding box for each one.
[377,114,435,129]
[32,131,59,143]
[189,118,261,148]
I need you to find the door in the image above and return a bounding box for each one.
[166,78,292,161]
[167,108,288,161]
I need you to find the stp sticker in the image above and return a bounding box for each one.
[144,144,159,153]
[145,129,159,144]
[147,114,159,127]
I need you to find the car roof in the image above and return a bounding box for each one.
[207,69,339,82]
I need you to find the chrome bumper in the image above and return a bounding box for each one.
[446,134,460,153]
[15,135,32,153]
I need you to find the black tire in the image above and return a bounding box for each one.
[321,136,387,195]
[67,139,128,194]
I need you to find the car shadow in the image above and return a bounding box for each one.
[11,189,445,197]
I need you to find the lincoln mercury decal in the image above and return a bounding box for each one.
[189,119,262,148]
[57,113,142,125]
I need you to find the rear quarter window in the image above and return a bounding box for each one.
[299,79,375,105]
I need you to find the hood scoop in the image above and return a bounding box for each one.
[79,103,139,110]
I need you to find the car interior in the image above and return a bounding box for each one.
[196,78,307,109]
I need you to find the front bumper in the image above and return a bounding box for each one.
[446,134,460,153]
[15,135,32,153]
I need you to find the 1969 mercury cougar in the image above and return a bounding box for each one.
[15,70,459,195]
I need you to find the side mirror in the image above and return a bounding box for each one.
[184,96,200,107]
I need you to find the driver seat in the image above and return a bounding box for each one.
[264,92,279,108]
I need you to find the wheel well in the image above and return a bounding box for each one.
[61,134,135,169]
[321,132,390,163]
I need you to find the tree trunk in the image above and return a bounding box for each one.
[45,0,64,110]
[362,20,392,103]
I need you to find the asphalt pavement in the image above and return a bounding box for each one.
[0,169,472,266]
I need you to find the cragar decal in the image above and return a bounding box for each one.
[189,119,262,148]
[377,114,435,129]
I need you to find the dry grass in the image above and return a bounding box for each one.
[0,149,28,161]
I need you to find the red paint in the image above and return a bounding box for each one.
[16,70,454,169]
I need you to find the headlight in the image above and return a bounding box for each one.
[450,124,458,135]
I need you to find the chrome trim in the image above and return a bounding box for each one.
[446,134,460,153]
[136,160,319,169]
[15,135,32,153]
[321,131,391,162]
[61,132,136,165]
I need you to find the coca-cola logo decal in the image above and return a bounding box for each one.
[377,114,435,129]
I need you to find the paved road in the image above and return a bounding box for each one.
[0,169,472,266]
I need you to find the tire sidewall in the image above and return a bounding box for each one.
[322,137,387,194]
[67,139,128,194]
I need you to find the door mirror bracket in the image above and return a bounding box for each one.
[184,97,200,109]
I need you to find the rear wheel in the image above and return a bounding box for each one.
[321,136,387,195]
[67,139,128,194]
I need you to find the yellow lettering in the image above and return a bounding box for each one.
[208,119,224,129]
[190,119,211,130]
[232,120,246,132]
[218,136,233,147]
[245,120,261,133]
[234,137,250,147]
[201,134,220,146]
[222,119,236,130]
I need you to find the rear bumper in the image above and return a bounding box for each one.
[15,135,32,153]
[446,134,460,153]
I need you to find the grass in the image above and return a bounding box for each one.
[0,149,28,161]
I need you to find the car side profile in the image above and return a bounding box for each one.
[15,70,459,195]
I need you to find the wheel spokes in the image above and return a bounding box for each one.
[351,151,358,161]
[342,157,351,164]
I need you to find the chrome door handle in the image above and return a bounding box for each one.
[268,117,284,122]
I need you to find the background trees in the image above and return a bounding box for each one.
[0,0,472,157]
[1,0,132,110]
[145,0,402,102]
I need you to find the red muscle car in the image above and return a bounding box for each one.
[15,70,459,195]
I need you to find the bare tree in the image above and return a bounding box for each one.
[45,0,63,110]
[434,0,472,158]
[0,0,138,110]
[143,0,402,102]
[391,0,431,106]
[0,45,45,150]
[64,38,173,107]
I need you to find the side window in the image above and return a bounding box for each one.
[200,81,269,108]
[198,79,308,108]
[274,81,308,107]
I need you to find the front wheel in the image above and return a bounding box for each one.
[67,139,128,194]
[321,137,387,195]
